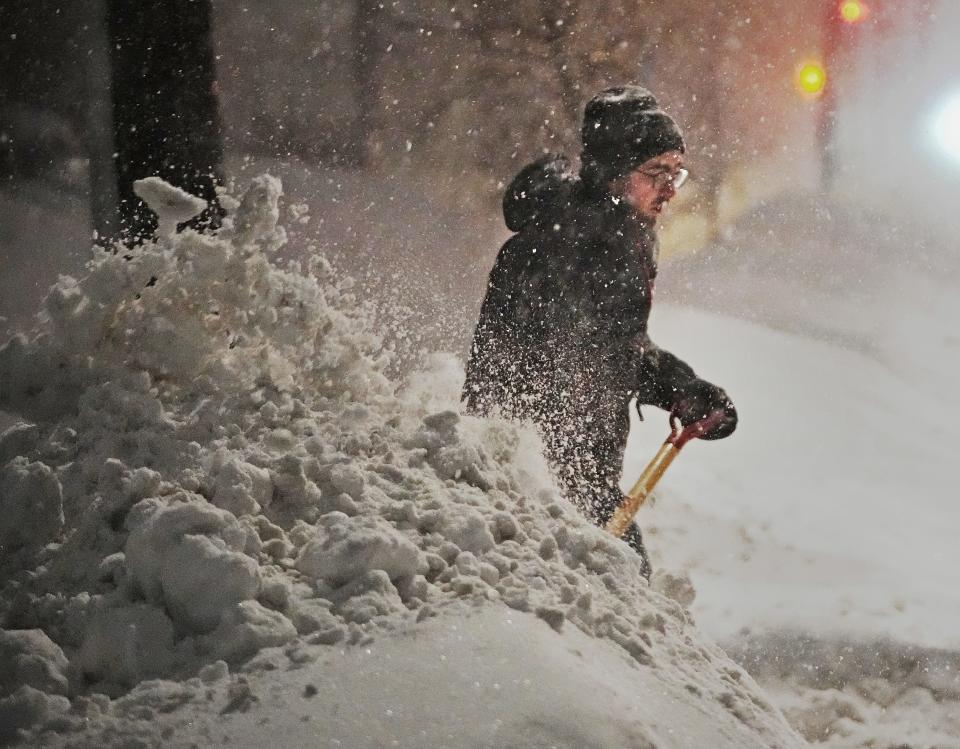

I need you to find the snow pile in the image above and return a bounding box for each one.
[0,176,800,746]
[731,633,960,747]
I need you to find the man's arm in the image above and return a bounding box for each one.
[632,338,697,411]
[633,338,738,440]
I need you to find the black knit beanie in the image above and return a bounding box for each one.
[580,85,685,188]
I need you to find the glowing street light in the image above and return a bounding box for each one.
[796,62,827,97]
[932,91,960,165]
[839,0,868,24]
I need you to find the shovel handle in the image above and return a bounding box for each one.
[605,435,681,537]
[605,409,728,538]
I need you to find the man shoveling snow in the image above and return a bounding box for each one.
[463,85,737,577]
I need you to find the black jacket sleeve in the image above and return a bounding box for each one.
[632,338,698,411]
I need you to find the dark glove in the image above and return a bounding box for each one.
[671,379,737,440]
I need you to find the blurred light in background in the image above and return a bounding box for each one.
[839,0,868,24]
[932,91,960,165]
[796,62,827,96]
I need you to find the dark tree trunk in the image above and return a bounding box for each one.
[106,0,223,242]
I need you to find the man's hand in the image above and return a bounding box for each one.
[671,379,737,440]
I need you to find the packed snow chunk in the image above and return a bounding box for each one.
[92,461,164,532]
[407,409,460,453]
[0,629,69,697]
[210,454,273,516]
[271,454,323,508]
[287,598,345,641]
[327,462,365,500]
[201,601,297,663]
[431,442,490,488]
[0,686,70,745]
[230,174,285,252]
[651,568,697,608]
[0,456,64,549]
[125,500,260,632]
[331,569,406,624]
[160,534,260,633]
[78,603,176,686]
[257,573,292,610]
[295,513,420,587]
[0,421,39,466]
[440,507,495,555]
[132,176,207,237]
[41,274,114,358]
[198,660,229,684]
[408,410,492,488]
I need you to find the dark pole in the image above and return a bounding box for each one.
[106,0,224,243]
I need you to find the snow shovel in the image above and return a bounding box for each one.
[605,409,728,538]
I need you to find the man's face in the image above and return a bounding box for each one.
[620,150,685,223]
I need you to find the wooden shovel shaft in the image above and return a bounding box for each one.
[604,439,681,538]
[604,408,728,538]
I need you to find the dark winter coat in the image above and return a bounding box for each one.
[462,155,698,422]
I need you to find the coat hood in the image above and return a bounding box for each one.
[502,155,576,232]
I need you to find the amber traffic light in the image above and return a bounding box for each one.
[839,0,868,24]
[796,62,827,96]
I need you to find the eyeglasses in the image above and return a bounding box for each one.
[638,167,690,190]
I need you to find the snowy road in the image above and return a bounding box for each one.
[622,303,960,745]
[627,303,960,649]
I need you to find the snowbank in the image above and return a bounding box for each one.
[0,176,801,746]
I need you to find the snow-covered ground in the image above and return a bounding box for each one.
[628,304,960,745]
[632,302,960,648]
